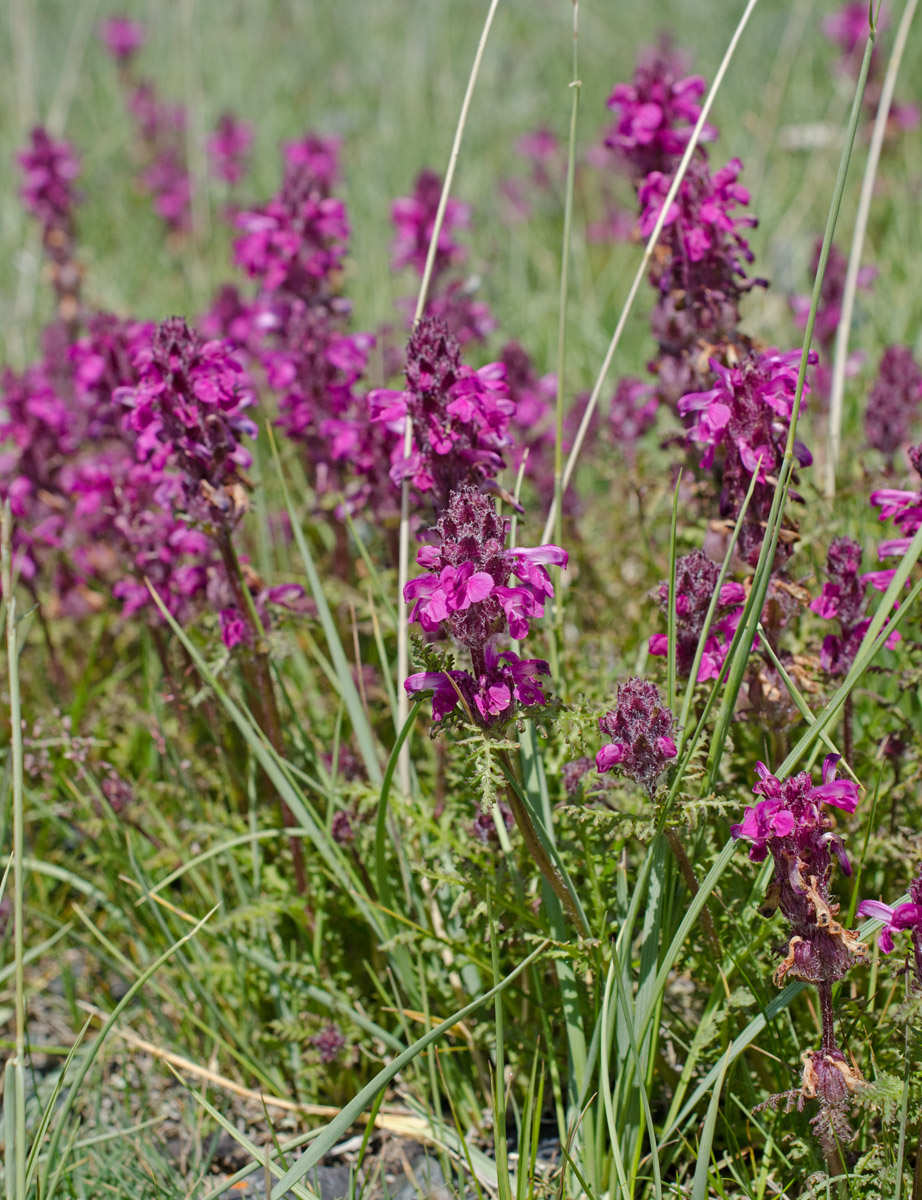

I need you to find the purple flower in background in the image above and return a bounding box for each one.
[141,149,191,233]
[603,40,716,181]
[234,138,348,298]
[858,866,922,980]
[810,536,900,675]
[732,755,866,986]
[207,113,253,185]
[648,548,745,680]
[370,316,514,510]
[391,168,470,278]
[311,1024,346,1064]
[865,345,922,463]
[596,678,677,792]
[791,241,876,360]
[679,347,814,566]
[822,2,881,65]
[98,16,146,63]
[609,377,658,461]
[117,316,256,525]
[17,127,81,236]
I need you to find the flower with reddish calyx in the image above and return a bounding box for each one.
[679,346,815,566]
[603,40,716,182]
[370,316,514,511]
[858,866,922,980]
[98,16,146,63]
[391,168,470,278]
[732,755,866,986]
[870,443,922,564]
[865,345,922,463]
[405,484,565,650]
[117,316,256,527]
[596,678,677,793]
[403,486,564,726]
[310,1024,346,1064]
[234,136,348,298]
[17,127,81,238]
[648,548,745,681]
[207,113,253,186]
[810,536,901,675]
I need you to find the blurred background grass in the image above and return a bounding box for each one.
[5,0,918,398]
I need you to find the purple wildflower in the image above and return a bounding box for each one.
[370,316,514,510]
[117,317,256,526]
[858,865,922,979]
[648,548,745,680]
[331,811,355,845]
[17,127,81,246]
[810,536,900,675]
[404,486,564,725]
[391,168,470,278]
[311,1024,346,1064]
[98,16,146,63]
[234,143,348,298]
[732,755,865,986]
[603,41,716,181]
[679,347,815,566]
[596,678,677,792]
[609,377,658,461]
[791,241,876,361]
[207,113,253,186]
[865,345,922,463]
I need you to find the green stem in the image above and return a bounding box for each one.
[504,777,581,930]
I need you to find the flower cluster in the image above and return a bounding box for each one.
[679,348,814,566]
[810,536,900,675]
[790,240,875,406]
[870,442,922,561]
[17,127,81,238]
[865,344,922,463]
[595,678,677,792]
[370,316,513,512]
[822,3,919,130]
[390,169,494,346]
[99,16,145,64]
[648,548,744,680]
[609,377,659,463]
[732,756,865,985]
[391,168,470,278]
[859,864,922,982]
[117,316,256,526]
[603,40,715,182]
[234,137,348,296]
[404,485,564,724]
[207,113,253,186]
[735,755,868,1151]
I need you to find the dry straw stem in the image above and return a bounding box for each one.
[76,1004,433,1139]
[396,0,502,790]
[826,0,917,496]
[540,0,763,544]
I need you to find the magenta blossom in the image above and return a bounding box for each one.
[865,345,922,463]
[603,41,717,181]
[370,316,514,510]
[207,113,253,185]
[596,678,677,792]
[17,127,81,234]
[391,168,470,278]
[648,548,745,681]
[733,756,866,987]
[99,16,146,63]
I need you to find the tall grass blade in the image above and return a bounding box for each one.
[268,939,549,1199]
